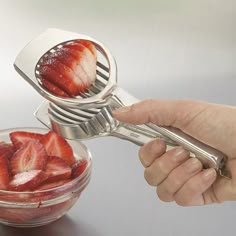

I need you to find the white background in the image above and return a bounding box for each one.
[0,0,235,235]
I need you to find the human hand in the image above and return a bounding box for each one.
[113,99,236,206]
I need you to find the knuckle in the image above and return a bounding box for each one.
[168,174,182,188]
[156,188,173,202]
[139,155,149,167]
[165,147,188,160]
[174,193,191,206]
[152,139,166,153]
[130,103,137,112]
[163,149,176,161]
[174,186,198,206]
[144,169,156,186]
[155,160,169,176]
[184,181,198,194]
[138,140,166,168]
[157,193,169,203]
[174,197,189,207]
[144,98,155,106]
[138,148,148,167]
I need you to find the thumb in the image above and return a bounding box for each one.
[112,99,209,130]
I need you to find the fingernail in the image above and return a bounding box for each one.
[172,147,188,162]
[185,158,201,173]
[113,106,131,114]
[202,168,217,181]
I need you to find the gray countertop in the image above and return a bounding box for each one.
[0,0,235,235]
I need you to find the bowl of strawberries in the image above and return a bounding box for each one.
[0,127,92,227]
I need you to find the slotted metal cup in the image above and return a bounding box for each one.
[35,101,173,146]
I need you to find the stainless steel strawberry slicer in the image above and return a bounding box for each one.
[14,28,229,177]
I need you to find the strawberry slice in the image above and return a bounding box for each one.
[38,40,97,97]
[10,141,48,175]
[62,43,97,85]
[77,39,97,56]
[48,48,91,90]
[0,155,10,190]
[32,179,73,203]
[10,131,43,150]
[38,64,85,96]
[40,131,76,166]
[40,77,70,98]
[0,192,32,202]
[36,179,72,191]
[71,159,88,179]
[0,141,14,158]
[8,170,48,191]
[44,156,72,182]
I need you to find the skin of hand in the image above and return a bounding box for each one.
[113,99,236,206]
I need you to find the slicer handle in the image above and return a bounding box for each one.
[112,87,229,177]
[147,124,228,175]
[112,124,229,177]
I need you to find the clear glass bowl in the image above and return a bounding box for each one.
[0,127,92,228]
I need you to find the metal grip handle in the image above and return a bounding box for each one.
[112,87,229,177]
[147,124,228,176]
[112,124,229,177]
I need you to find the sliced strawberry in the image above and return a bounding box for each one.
[10,131,43,150]
[0,192,32,202]
[10,141,48,175]
[40,131,76,166]
[62,43,97,85]
[76,39,97,56]
[71,159,88,179]
[36,179,72,191]
[40,77,71,98]
[0,141,14,158]
[51,48,91,90]
[38,64,85,96]
[38,39,97,97]
[44,156,72,182]
[0,155,10,190]
[48,48,91,90]
[31,179,73,203]
[8,170,48,191]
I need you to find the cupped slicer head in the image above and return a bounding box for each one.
[14,28,117,108]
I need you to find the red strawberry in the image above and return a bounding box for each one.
[38,39,97,97]
[0,192,32,202]
[40,131,76,166]
[44,156,72,182]
[71,159,88,179]
[36,179,72,191]
[48,48,91,90]
[62,43,97,85]
[10,131,43,150]
[0,141,14,158]
[32,179,73,203]
[40,77,70,98]
[8,170,48,191]
[77,39,97,56]
[0,155,10,190]
[38,64,85,96]
[10,141,48,175]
